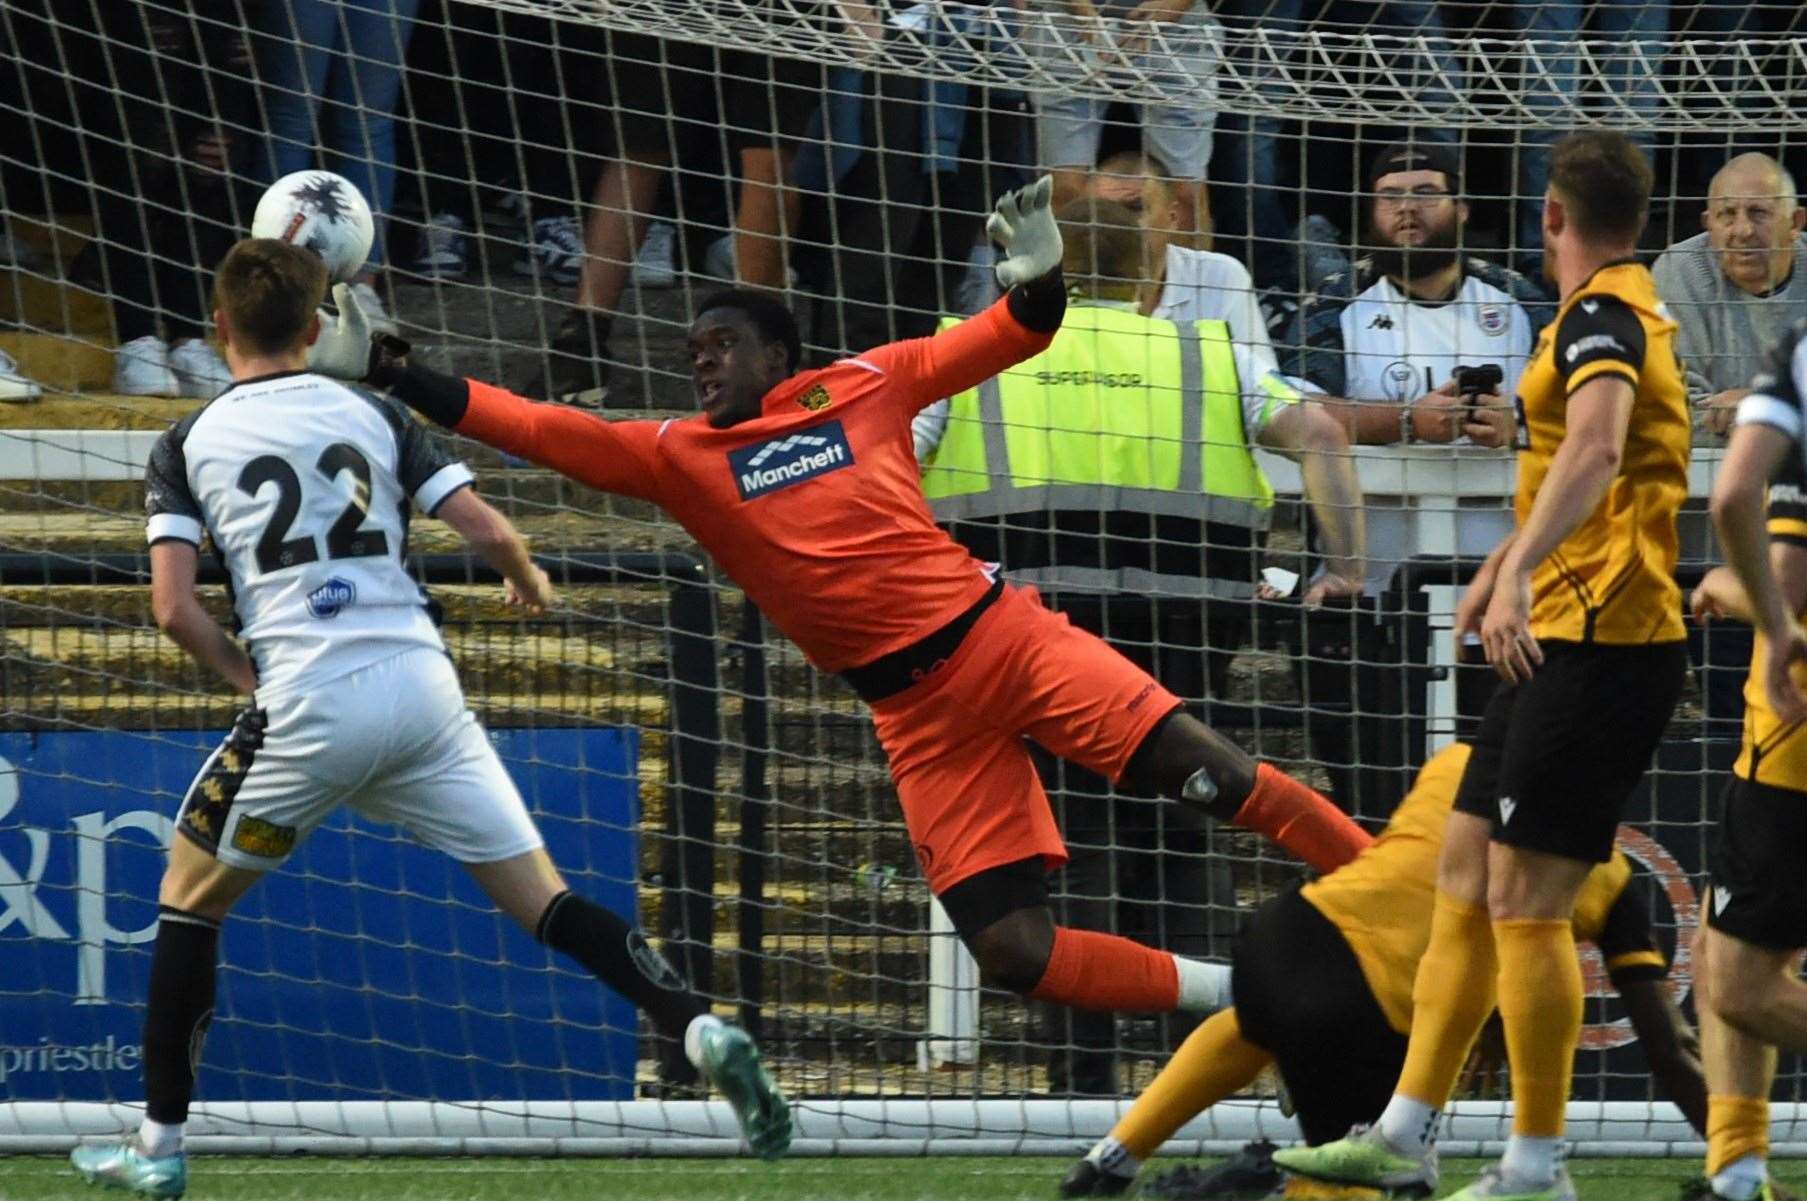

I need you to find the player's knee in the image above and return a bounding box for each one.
[968,913,1055,995]
[1127,713,1255,814]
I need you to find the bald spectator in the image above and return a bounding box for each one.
[1653,152,1807,438]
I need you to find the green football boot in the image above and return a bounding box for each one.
[1680,1176,1786,1201]
[1271,1125,1438,1197]
[70,1137,187,1198]
[1444,1165,1578,1201]
[697,1021,792,1160]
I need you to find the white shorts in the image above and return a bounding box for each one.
[175,648,544,870]
[1026,5,1222,178]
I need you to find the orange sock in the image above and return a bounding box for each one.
[1112,1009,1271,1159]
[1395,890,1499,1107]
[1495,917,1582,1138]
[1707,1095,1770,1178]
[1029,927,1180,1012]
[1231,763,1373,874]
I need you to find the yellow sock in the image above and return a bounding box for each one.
[1395,891,1498,1107]
[1707,1095,1770,1178]
[1111,1008,1271,1160]
[1494,917,1582,1137]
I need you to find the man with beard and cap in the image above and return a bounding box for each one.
[1279,141,1550,596]
[1282,142,1547,451]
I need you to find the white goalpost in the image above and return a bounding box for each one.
[2,0,1805,1160]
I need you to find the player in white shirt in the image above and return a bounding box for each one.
[71,241,789,1200]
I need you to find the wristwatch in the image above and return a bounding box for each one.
[1399,403,1416,445]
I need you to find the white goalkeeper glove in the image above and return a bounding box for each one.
[988,175,1063,289]
[309,282,380,381]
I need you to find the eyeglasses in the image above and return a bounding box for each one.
[1374,187,1454,205]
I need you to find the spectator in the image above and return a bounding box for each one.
[820,6,1035,354]
[1210,0,1463,290]
[258,0,420,331]
[1653,152,1807,438]
[1084,151,1266,342]
[1509,0,1668,269]
[916,199,1363,1091]
[1023,0,1223,242]
[1282,143,1541,462]
[71,0,255,398]
[515,13,881,405]
[1279,144,1541,599]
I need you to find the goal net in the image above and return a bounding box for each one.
[0,0,1801,1159]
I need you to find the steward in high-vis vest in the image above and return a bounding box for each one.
[916,200,1366,607]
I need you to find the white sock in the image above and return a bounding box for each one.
[1376,1093,1439,1156]
[1085,1136,1139,1179]
[684,1013,725,1072]
[1499,1135,1561,1186]
[1174,958,1233,1014]
[1711,1153,1768,1201]
[138,1118,182,1158]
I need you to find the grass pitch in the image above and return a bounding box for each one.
[0,1154,1768,1200]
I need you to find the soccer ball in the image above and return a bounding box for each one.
[251,171,375,283]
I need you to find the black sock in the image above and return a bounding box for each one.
[143,906,220,1124]
[536,891,707,1040]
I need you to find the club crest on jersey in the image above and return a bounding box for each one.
[305,576,357,619]
[1477,303,1507,335]
[797,383,832,411]
[729,419,855,500]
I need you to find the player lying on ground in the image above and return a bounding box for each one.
[1058,741,1706,1200]
[307,176,1373,1027]
[1684,320,1807,1201]
[69,240,789,1201]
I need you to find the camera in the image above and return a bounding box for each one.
[1451,363,1505,426]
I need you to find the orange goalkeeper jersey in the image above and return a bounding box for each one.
[453,298,1053,672]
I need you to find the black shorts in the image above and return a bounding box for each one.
[1708,775,1807,952]
[936,854,1051,944]
[605,30,825,155]
[1453,640,1686,863]
[1231,888,1406,1145]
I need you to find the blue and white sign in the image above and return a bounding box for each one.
[0,727,641,1102]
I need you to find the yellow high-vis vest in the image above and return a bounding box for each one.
[921,304,1276,530]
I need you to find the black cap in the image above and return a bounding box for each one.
[1368,142,1462,194]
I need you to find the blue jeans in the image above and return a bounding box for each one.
[259,0,421,269]
[1512,0,1668,256]
[1211,0,1462,289]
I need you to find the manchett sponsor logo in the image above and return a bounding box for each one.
[730,420,855,500]
[305,577,357,619]
[1565,333,1626,365]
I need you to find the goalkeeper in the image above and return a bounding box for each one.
[308,177,1373,1022]
[1061,741,1708,1199]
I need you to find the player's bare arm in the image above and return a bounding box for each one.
[1256,400,1366,602]
[149,540,257,694]
[1694,543,1807,626]
[1617,972,1708,1136]
[1713,419,1807,722]
[434,488,554,614]
[1487,373,1636,682]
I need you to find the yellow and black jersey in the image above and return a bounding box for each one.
[1735,322,1807,791]
[1301,743,1665,1034]
[1514,261,1690,645]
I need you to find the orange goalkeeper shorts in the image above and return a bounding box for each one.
[868,583,1182,895]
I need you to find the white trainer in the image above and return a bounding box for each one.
[413,212,469,279]
[0,349,44,403]
[113,336,178,397]
[169,338,233,400]
[633,222,677,289]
